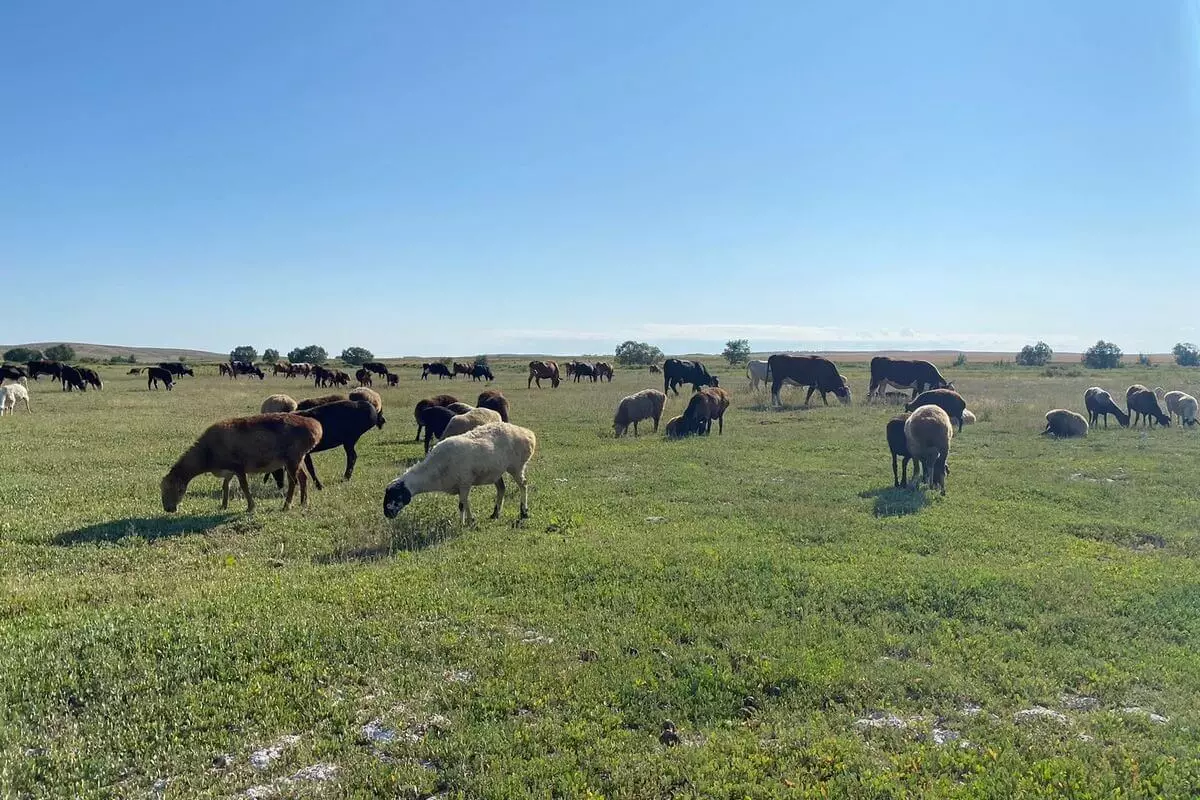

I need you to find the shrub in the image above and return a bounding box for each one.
[1172,343,1199,367]
[339,347,374,366]
[263,348,280,363]
[614,341,664,366]
[44,344,76,362]
[230,346,258,363]
[1082,341,1122,369]
[1016,341,1053,366]
[3,347,42,362]
[953,353,968,367]
[722,339,751,366]
[288,345,328,365]
[474,355,489,367]
[1137,353,1152,367]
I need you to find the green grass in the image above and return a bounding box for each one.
[2,361,1200,798]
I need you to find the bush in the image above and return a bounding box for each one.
[953,353,968,367]
[44,344,76,362]
[263,348,280,363]
[1172,343,1199,367]
[288,345,328,365]
[614,341,664,366]
[1043,365,1082,378]
[1137,353,1152,367]
[474,355,489,367]
[339,347,374,366]
[3,347,42,362]
[1015,341,1053,366]
[1082,340,1122,369]
[230,346,258,364]
[722,339,751,366]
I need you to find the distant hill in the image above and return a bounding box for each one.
[1,342,226,362]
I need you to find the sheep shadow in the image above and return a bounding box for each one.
[860,486,931,517]
[315,516,462,563]
[54,513,233,545]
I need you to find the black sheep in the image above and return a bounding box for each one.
[417,405,465,454]
[269,400,384,490]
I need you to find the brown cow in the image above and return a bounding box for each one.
[528,360,560,388]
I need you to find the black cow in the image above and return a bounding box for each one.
[470,364,493,382]
[0,364,27,383]
[27,360,62,382]
[573,363,598,382]
[77,367,103,390]
[422,362,453,380]
[868,357,952,401]
[767,354,851,407]
[231,361,265,380]
[158,362,195,377]
[662,359,718,396]
[60,364,87,392]
[147,366,174,390]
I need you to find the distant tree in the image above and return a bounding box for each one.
[614,340,664,366]
[230,345,258,364]
[1137,353,1152,367]
[1015,341,1053,366]
[474,355,489,366]
[1082,340,1122,369]
[108,354,136,364]
[127,353,137,363]
[44,344,76,362]
[1172,342,1200,367]
[722,339,751,365]
[262,348,280,363]
[339,346,374,366]
[3,347,42,362]
[288,345,328,365]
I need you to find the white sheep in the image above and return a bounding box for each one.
[904,404,953,493]
[441,406,502,439]
[260,394,298,413]
[0,383,31,415]
[1172,392,1197,427]
[1163,390,1186,424]
[613,389,666,436]
[384,421,536,524]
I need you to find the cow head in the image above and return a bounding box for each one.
[836,379,852,405]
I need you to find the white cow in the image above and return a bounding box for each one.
[746,360,771,392]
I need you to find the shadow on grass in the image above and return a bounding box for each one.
[860,486,930,517]
[315,515,462,563]
[54,513,234,545]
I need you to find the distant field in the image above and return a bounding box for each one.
[2,361,1199,797]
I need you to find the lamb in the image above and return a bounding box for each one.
[1084,387,1129,428]
[905,389,967,432]
[613,389,666,437]
[161,413,322,513]
[0,383,31,415]
[1042,409,1089,438]
[281,400,384,490]
[413,395,459,441]
[146,366,174,391]
[1126,386,1170,427]
[261,394,299,413]
[296,393,347,411]
[442,406,503,439]
[477,389,510,422]
[384,421,536,525]
[886,414,914,486]
[904,404,953,493]
[349,387,383,415]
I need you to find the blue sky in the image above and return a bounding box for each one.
[2,1,1198,357]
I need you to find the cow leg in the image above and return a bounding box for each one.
[491,477,506,519]
[305,452,324,491]
[804,386,817,406]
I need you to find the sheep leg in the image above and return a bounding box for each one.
[414,423,423,442]
[491,477,506,519]
[718,414,724,435]
[652,415,660,433]
[458,487,476,525]
[343,443,357,480]
[297,467,309,507]
[219,475,232,508]
[236,471,254,513]
[511,466,530,518]
[304,453,323,491]
[892,454,900,487]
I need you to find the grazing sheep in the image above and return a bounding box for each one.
[681,387,731,435]
[904,405,953,493]
[886,414,914,486]
[905,389,967,432]
[1084,387,1129,428]
[1162,390,1191,425]
[664,415,686,438]
[417,405,469,453]
[1177,394,1198,427]
[161,413,322,513]
[961,409,976,426]
[1126,386,1170,427]
[384,422,536,525]
[281,400,384,490]
[1042,409,1089,438]
[414,395,459,441]
[477,389,510,422]
[613,389,667,437]
[386,372,399,387]
[0,383,31,415]
[1155,386,1167,405]
[349,387,383,415]
[261,394,299,413]
[146,366,174,391]
[296,393,347,411]
[442,406,503,439]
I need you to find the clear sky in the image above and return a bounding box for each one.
[2,1,1198,357]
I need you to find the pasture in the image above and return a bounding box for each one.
[2,361,1199,798]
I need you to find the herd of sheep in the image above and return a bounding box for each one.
[2,353,1198,519]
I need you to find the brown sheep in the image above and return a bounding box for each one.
[613,389,666,437]
[297,393,347,411]
[903,404,953,493]
[682,386,731,435]
[349,387,383,415]
[477,389,510,422]
[1042,409,1089,438]
[261,394,299,413]
[161,413,321,513]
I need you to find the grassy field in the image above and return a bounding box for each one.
[2,360,1199,798]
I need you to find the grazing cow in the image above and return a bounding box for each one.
[868,357,953,401]
[453,362,473,378]
[595,362,614,382]
[528,360,560,388]
[905,389,967,432]
[767,354,851,407]
[0,364,27,384]
[386,372,399,387]
[287,363,312,378]
[564,361,579,379]
[330,370,351,387]
[662,359,718,396]
[470,363,494,382]
[159,362,195,378]
[273,362,290,376]
[77,367,103,390]
[147,366,174,390]
[573,362,598,382]
[355,368,373,387]
[60,364,87,392]
[27,361,62,382]
[311,365,334,386]
[362,361,390,377]
[649,364,661,374]
[422,362,453,380]
[231,361,264,380]
[746,359,771,392]
[218,363,233,377]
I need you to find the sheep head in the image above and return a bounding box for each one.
[384,480,413,518]
[161,474,187,513]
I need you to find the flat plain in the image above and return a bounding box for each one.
[1,359,1199,798]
